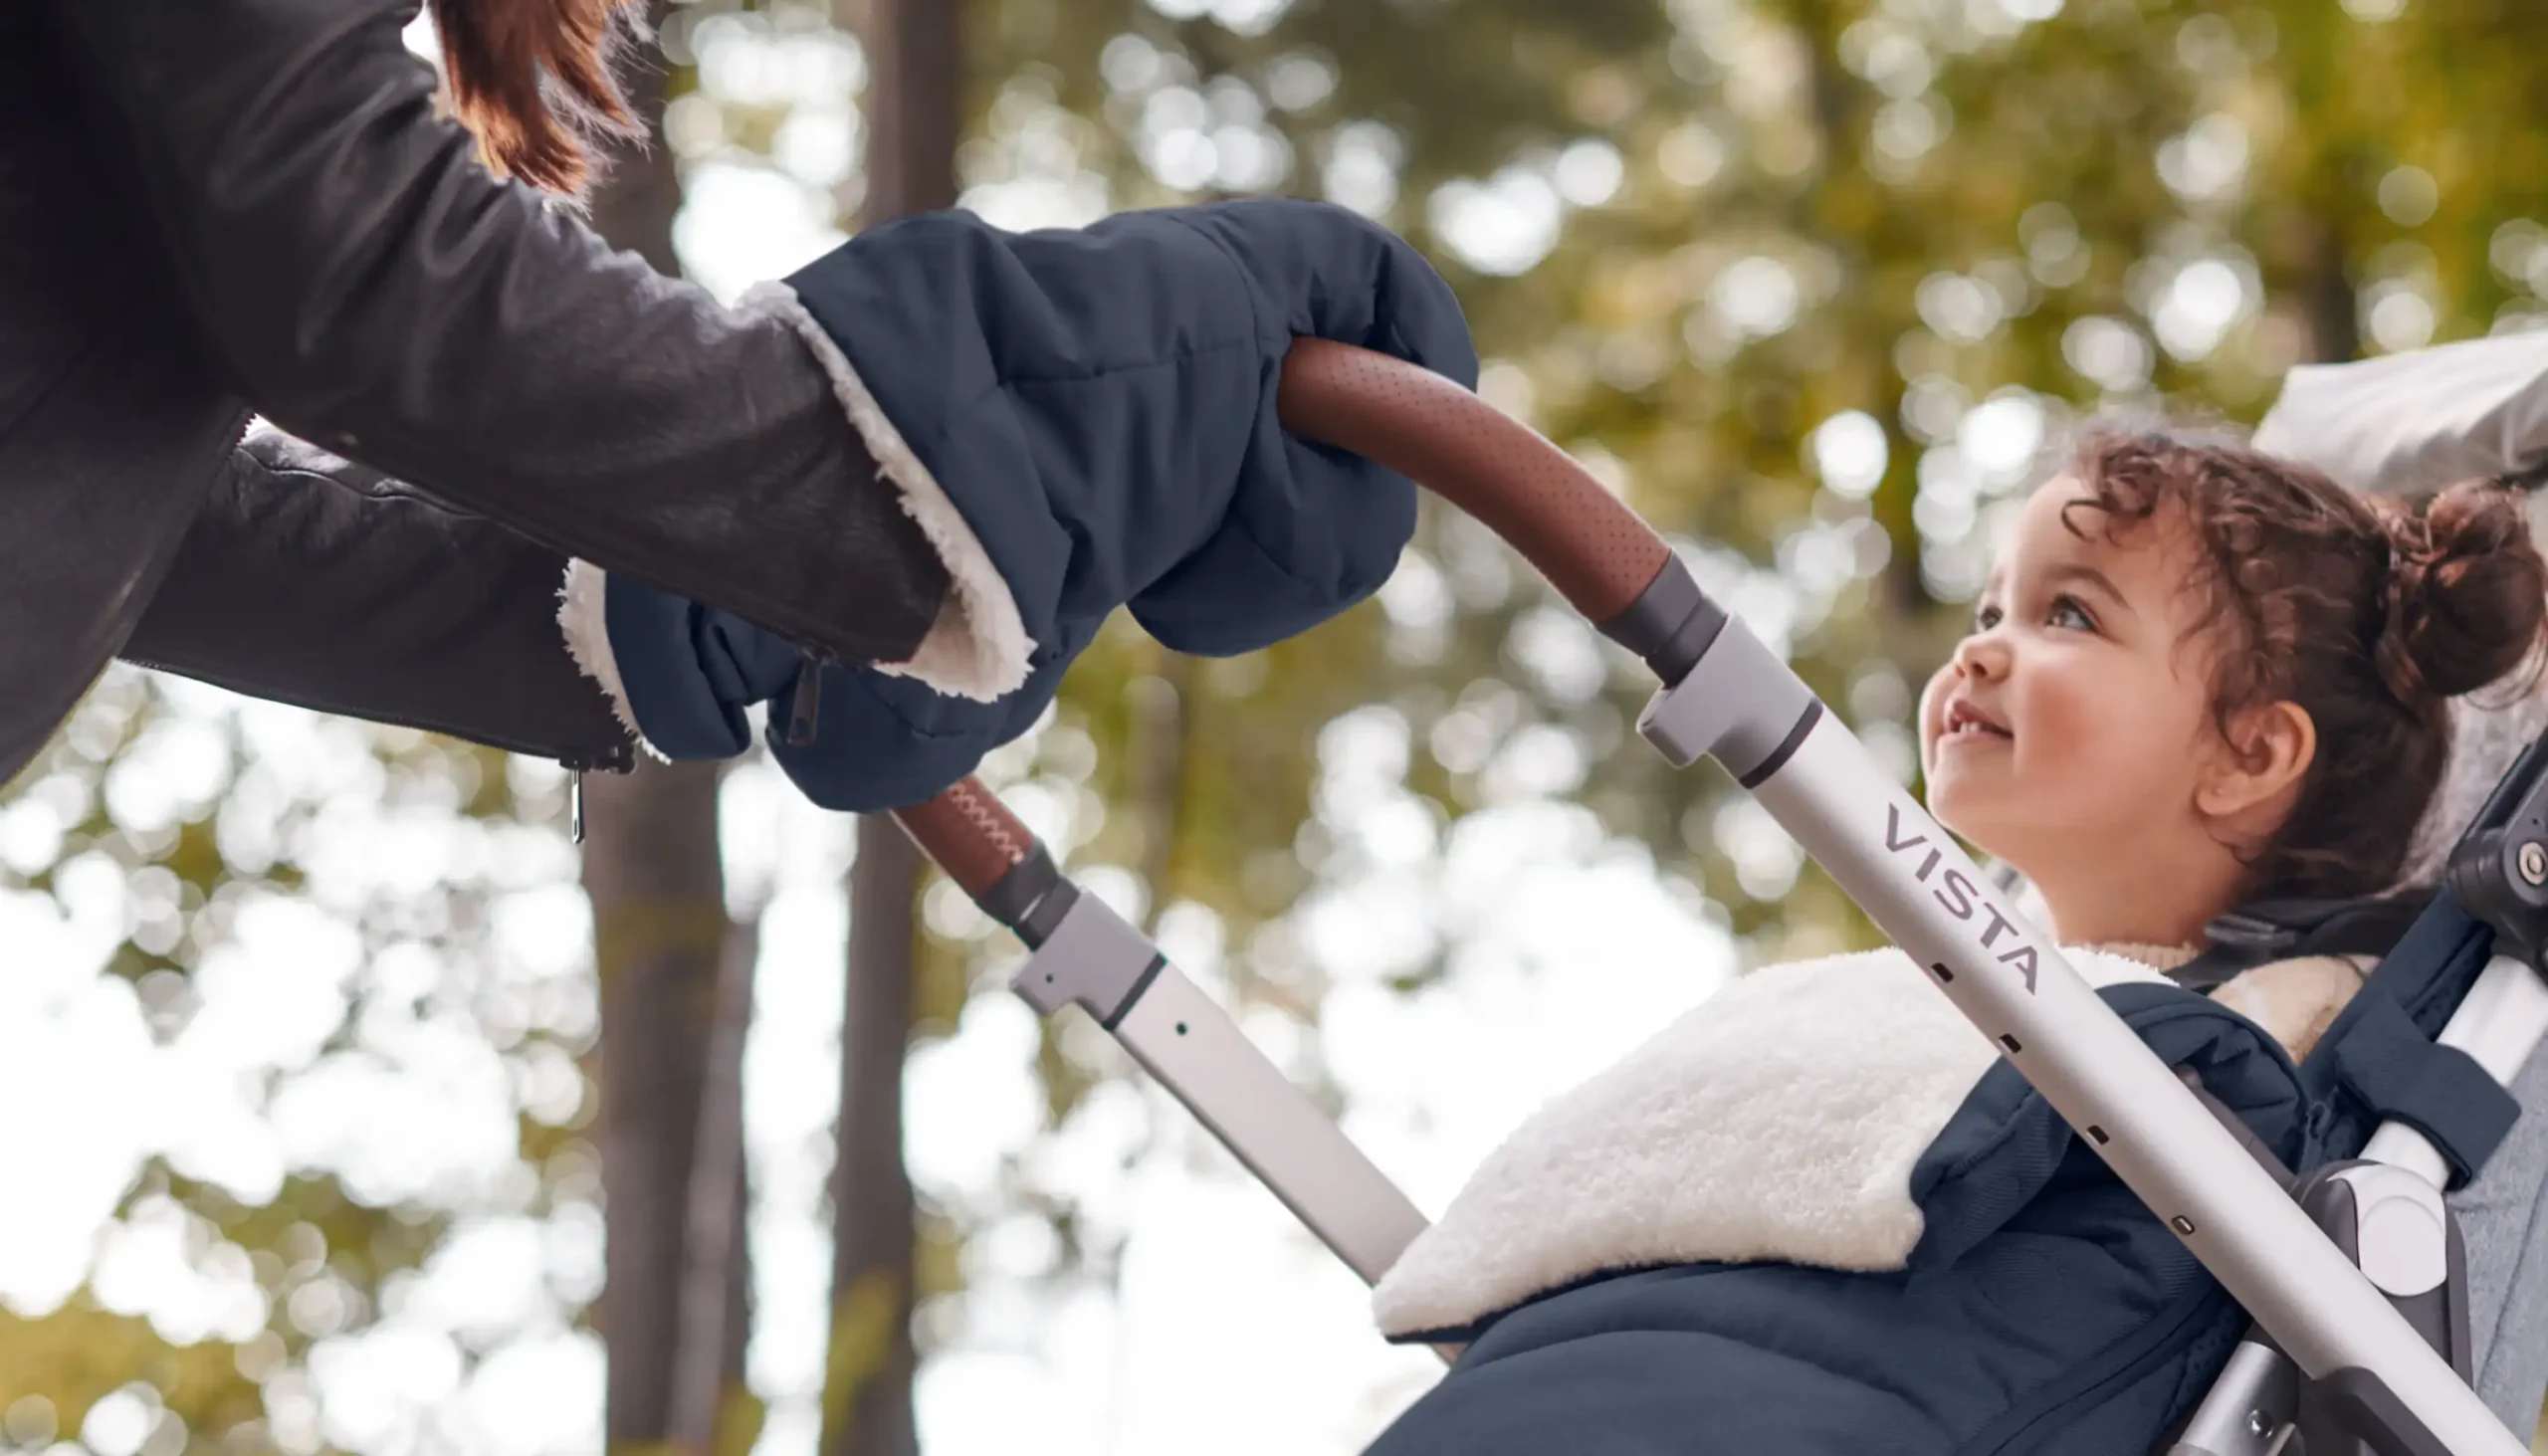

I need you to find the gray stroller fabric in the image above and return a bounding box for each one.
[2457,1035,2548,1435]
[2252,330,2548,496]
[2262,356,2548,1429]
[2282,639,2548,1434]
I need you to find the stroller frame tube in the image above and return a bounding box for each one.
[2175,953,2548,1453]
[890,339,2525,1455]
[1008,884,1432,1289]
[1647,616,2523,1456]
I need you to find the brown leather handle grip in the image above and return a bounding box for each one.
[891,775,1040,901]
[901,339,1679,912]
[1275,337,1672,623]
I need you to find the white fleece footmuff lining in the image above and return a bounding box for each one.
[1369,945,2172,1342]
[557,282,1035,749]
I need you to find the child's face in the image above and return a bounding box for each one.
[1917,475,2225,890]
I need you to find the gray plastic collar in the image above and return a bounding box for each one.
[1011,892,1164,1027]
[1634,617,1817,777]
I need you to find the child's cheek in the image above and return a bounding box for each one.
[2008,674,2093,783]
[1915,666,1954,758]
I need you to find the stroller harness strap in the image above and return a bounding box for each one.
[2179,893,2522,1185]
[2327,995,2520,1188]
[2171,896,2430,992]
[2304,893,2527,1190]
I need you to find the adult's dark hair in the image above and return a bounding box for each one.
[2064,431,2548,902]
[430,0,644,194]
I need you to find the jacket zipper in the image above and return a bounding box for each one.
[552,748,636,845]
[220,408,257,468]
[785,649,831,746]
[140,408,637,842]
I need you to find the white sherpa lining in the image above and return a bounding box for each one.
[557,558,670,764]
[739,280,1035,705]
[241,420,354,475]
[1369,945,2174,1342]
[551,285,1036,745]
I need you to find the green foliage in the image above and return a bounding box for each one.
[994,0,2548,966]
[0,1299,265,1450]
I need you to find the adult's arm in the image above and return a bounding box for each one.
[37,0,1020,694]
[120,431,640,769]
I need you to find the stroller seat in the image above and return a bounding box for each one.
[2453,1031,2548,1438]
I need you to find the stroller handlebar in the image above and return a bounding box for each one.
[896,337,1706,906]
[1271,337,1673,623]
[892,775,1039,901]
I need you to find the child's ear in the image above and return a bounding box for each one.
[2197,701,2317,823]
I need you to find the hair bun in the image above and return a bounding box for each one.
[2376,481,2548,700]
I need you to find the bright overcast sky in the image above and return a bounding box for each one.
[0,669,1738,1456]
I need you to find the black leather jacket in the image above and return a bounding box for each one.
[3,0,948,786]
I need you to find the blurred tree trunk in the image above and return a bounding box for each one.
[2301,213,2361,366]
[583,760,733,1452]
[823,818,924,1456]
[582,8,754,1450]
[820,5,960,1454]
[670,915,763,1456]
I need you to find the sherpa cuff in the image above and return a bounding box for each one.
[555,556,663,762]
[741,279,1033,704]
[555,283,1037,755]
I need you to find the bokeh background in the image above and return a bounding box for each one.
[7,0,2548,1452]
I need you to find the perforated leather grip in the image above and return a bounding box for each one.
[1275,337,1673,622]
[904,340,1686,906]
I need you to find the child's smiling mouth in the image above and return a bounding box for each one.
[1942,699,2013,743]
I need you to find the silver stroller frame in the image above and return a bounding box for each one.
[2166,723,2548,1456]
[888,339,2543,1456]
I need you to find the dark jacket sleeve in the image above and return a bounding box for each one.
[119,433,638,769]
[37,0,943,667]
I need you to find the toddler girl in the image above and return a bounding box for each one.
[1362,430,2548,1456]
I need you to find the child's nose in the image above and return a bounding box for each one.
[1953,634,2013,680]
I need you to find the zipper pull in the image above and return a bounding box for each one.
[558,752,597,846]
[786,653,826,746]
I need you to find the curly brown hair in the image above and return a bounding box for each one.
[2060,431,2548,903]
[430,0,646,194]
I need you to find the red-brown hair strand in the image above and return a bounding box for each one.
[431,0,647,195]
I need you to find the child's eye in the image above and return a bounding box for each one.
[1971,603,2003,632]
[2048,595,2097,632]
